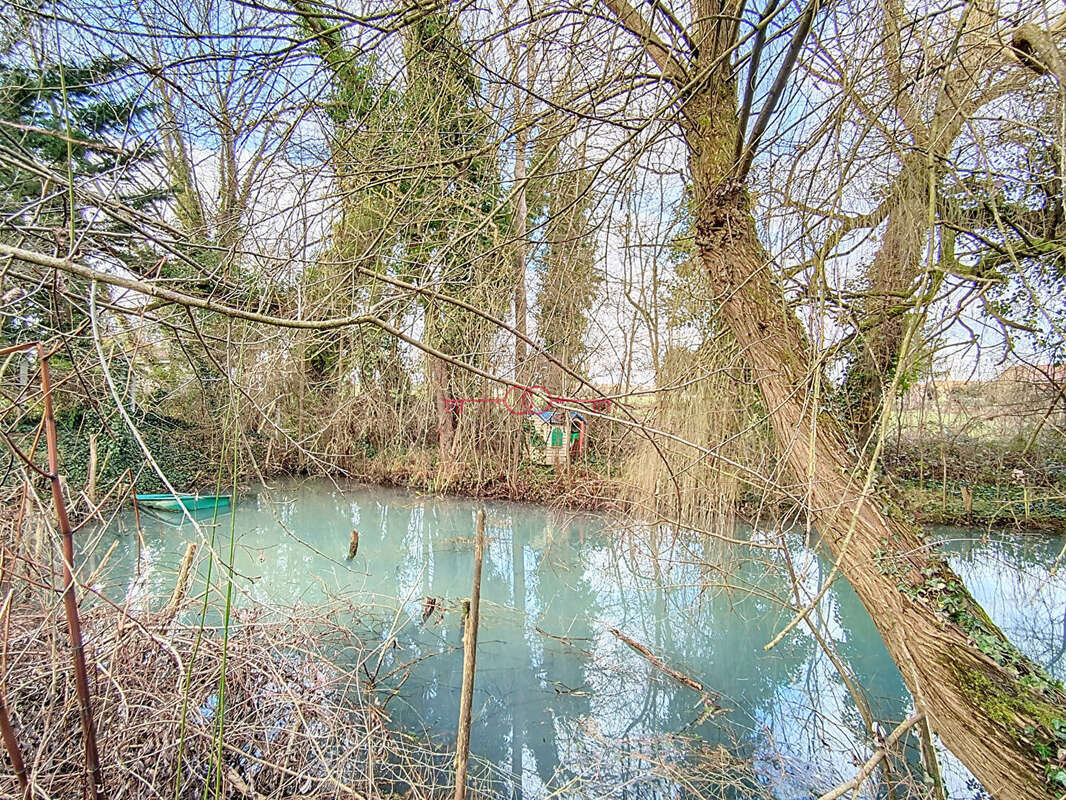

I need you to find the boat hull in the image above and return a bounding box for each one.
[134,494,231,513]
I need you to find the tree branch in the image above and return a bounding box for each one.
[599,0,690,87]
[817,713,924,800]
[1011,23,1066,84]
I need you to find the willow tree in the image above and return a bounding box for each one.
[785,2,1043,447]
[590,0,1066,796]
[825,3,1018,444]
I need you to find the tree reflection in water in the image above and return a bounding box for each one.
[88,481,1066,799]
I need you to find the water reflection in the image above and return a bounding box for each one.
[84,480,1066,799]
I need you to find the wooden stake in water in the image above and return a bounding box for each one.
[454,509,485,800]
[86,433,98,505]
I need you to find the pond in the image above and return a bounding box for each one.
[83,479,1066,799]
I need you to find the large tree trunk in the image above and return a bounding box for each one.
[691,167,1066,799]
[431,358,456,454]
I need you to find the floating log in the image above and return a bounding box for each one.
[347,529,359,560]
[608,626,710,697]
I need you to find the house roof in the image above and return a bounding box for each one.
[532,410,585,422]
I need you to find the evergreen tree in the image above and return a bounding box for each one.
[0,53,161,344]
[398,11,510,449]
[0,56,161,246]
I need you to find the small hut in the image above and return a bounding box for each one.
[526,409,586,467]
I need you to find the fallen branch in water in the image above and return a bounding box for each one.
[608,626,718,707]
[162,541,198,627]
[535,626,593,646]
[817,713,924,800]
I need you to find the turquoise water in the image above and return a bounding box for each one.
[84,479,1066,798]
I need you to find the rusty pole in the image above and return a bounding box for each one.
[35,342,104,798]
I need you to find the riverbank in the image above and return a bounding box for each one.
[32,410,1066,534]
[332,446,1066,533]
[902,480,1066,532]
[885,439,1066,533]
[334,446,628,513]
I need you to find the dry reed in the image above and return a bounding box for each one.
[0,593,465,799]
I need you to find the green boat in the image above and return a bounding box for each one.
[134,493,232,514]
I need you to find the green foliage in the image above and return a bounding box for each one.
[886,551,1064,696]
[0,57,161,228]
[398,11,510,380]
[52,408,209,493]
[296,4,509,405]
